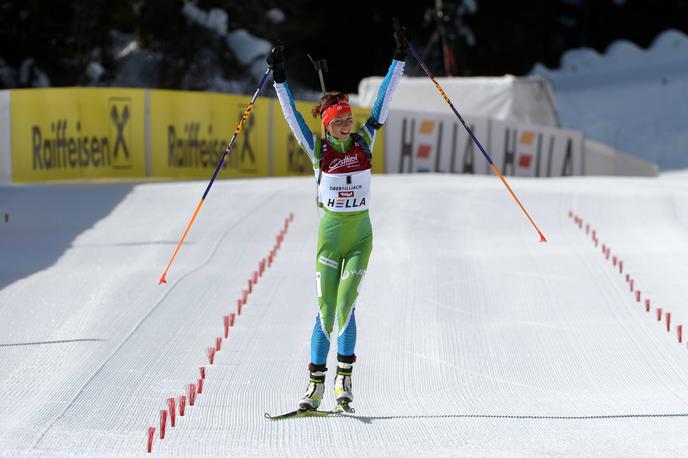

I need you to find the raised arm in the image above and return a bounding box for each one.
[359,22,408,148]
[268,45,317,164]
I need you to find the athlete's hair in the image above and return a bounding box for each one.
[311,92,349,119]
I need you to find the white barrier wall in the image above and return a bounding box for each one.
[384,110,585,177]
[0,90,10,184]
[383,109,657,177]
[584,139,658,177]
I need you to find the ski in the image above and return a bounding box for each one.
[264,409,340,420]
[265,403,355,420]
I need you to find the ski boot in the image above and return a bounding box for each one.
[334,354,355,413]
[298,364,327,411]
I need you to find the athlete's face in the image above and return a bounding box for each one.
[327,113,353,140]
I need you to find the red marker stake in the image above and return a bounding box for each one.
[636,290,641,302]
[159,409,167,439]
[229,313,235,327]
[200,366,206,379]
[179,395,186,416]
[619,260,623,274]
[678,325,683,343]
[188,384,197,406]
[645,298,651,312]
[147,427,155,453]
[207,347,216,365]
[198,378,204,394]
[215,337,222,352]
[167,397,176,427]
[666,312,671,332]
[248,279,253,294]
[224,315,230,338]
[242,289,248,303]
[657,308,663,321]
[629,279,634,292]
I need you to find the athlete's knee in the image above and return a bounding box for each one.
[338,303,356,327]
[316,308,336,335]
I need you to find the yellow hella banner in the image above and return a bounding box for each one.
[11,88,145,181]
[150,90,270,178]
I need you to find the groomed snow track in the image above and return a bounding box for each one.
[2,173,688,457]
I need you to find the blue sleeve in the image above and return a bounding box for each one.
[360,59,406,149]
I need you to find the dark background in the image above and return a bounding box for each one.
[1,0,687,93]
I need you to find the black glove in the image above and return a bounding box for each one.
[393,18,408,61]
[267,44,286,83]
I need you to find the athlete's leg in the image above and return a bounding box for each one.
[336,233,372,358]
[333,230,372,405]
[309,224,342,366]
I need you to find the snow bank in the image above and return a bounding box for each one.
[531,29,688,170]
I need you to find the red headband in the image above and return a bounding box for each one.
[321,102,352,127]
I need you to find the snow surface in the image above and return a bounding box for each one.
[2,174,688,456]
[530,29,688,171]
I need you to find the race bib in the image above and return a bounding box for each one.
[318,169,371,212]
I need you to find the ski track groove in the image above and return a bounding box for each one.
[28,186,279,451]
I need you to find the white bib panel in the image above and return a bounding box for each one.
[318,169,371,212]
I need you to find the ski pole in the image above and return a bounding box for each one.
[396,20,547,243]
[158,68,272,285]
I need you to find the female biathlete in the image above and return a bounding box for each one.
[267,23,407,412]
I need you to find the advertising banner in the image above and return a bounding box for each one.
[149,90,270,179]
[11,88,146,182]
[271,101,386,177]
[384,110,491,174]
[489,120,584,177]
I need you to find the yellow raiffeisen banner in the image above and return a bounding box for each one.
[150,90,270,178]
[272,101,386,176]
[11,88,146,181]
